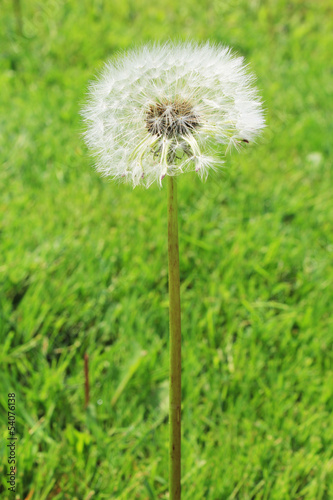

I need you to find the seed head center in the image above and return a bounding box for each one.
[145,99,200,138]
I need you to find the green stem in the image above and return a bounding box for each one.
[167,175,182,500]
[13,0,23,36]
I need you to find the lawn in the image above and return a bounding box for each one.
[1,0,333,498]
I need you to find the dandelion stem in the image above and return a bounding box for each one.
[84,353,90,409]
[167,175,182,500]
[13,0,23,36]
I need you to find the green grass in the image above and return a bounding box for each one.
[1,0,333,498]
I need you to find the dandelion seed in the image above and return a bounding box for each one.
[81,41,265,187]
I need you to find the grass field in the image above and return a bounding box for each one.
[1,0,333,498]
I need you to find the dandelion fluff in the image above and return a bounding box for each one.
[82,41,265,187]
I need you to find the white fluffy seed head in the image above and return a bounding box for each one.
[81,41,265,188]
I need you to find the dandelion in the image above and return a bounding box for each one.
[81,41,265,188]
[81,41,265,500]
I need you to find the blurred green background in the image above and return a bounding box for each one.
[1,0,332,498]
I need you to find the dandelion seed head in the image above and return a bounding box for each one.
[81,41,265,188]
